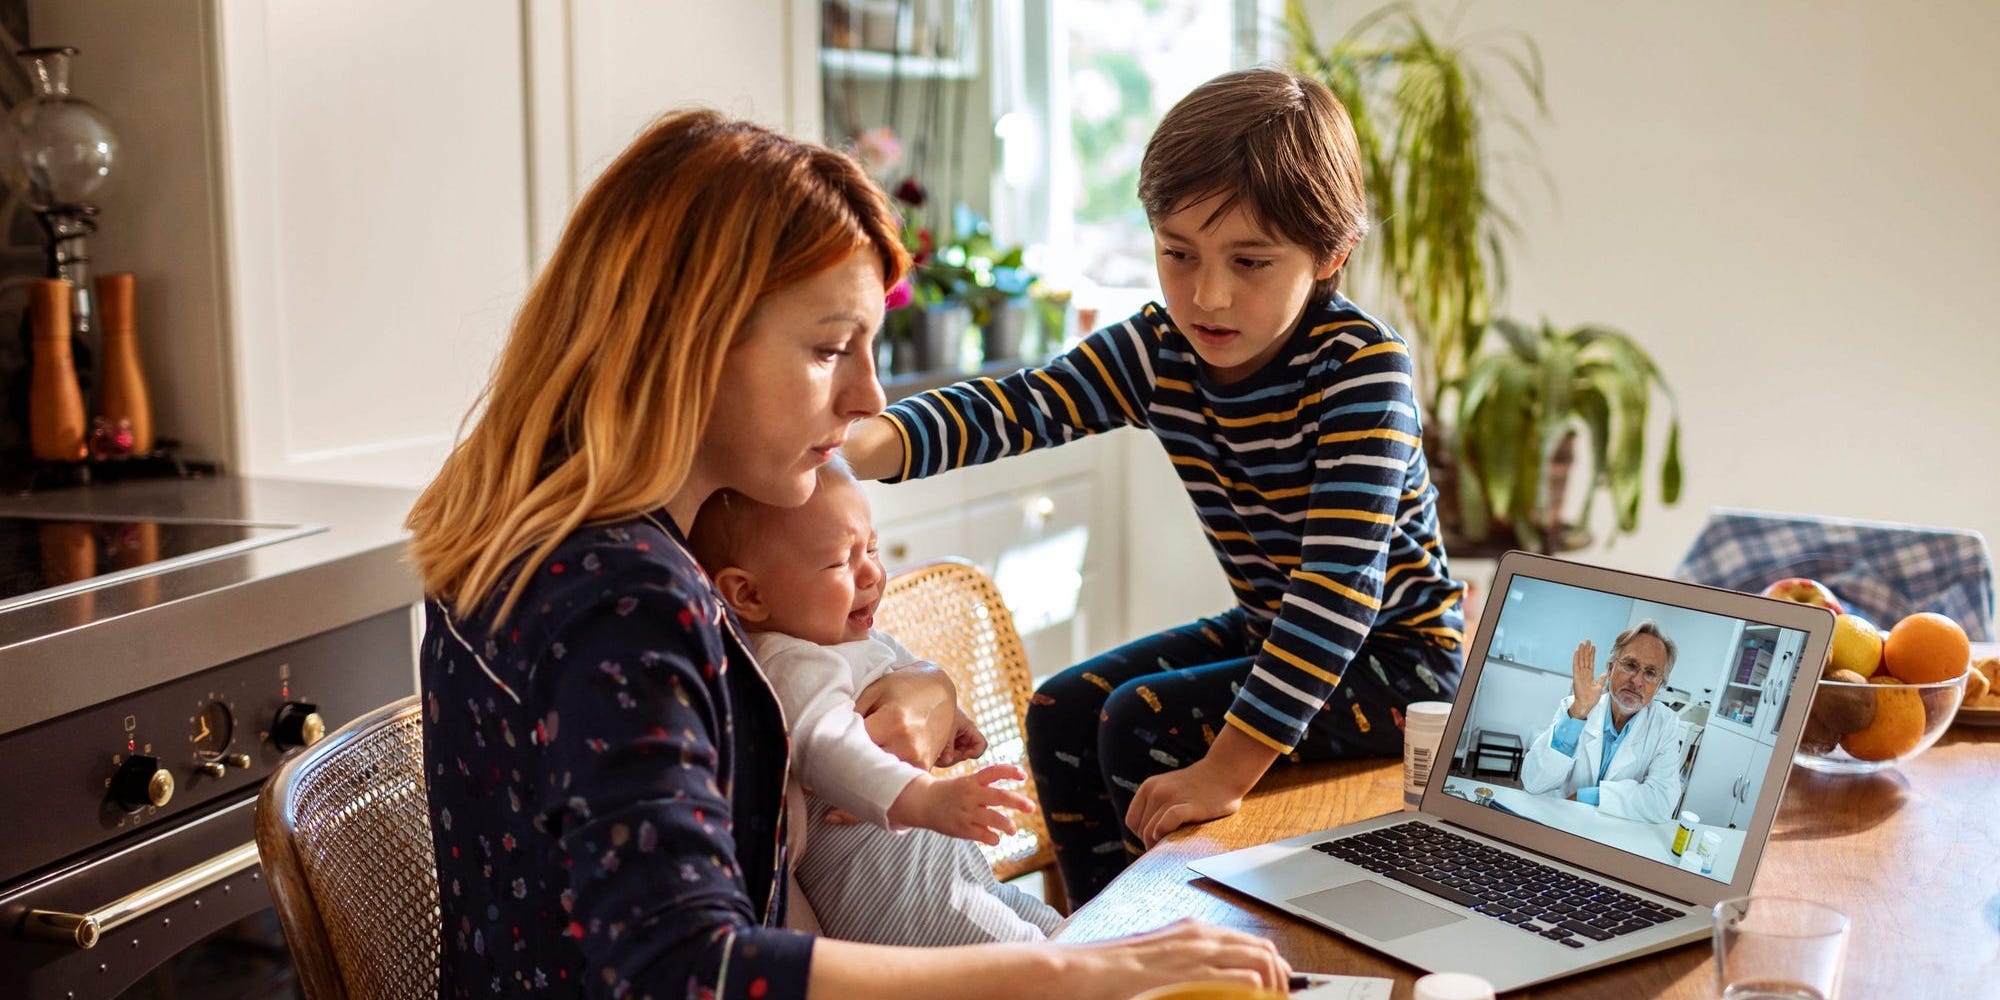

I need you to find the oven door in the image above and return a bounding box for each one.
[1,793,301,999]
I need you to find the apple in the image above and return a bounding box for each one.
[1761,577,1844,616]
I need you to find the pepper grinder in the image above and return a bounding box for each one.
[95,272,151,453]
[27,277,86,462]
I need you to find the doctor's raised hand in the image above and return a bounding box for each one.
[1568,639,1606,721]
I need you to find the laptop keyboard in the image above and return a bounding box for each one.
[1313,822,1688,949]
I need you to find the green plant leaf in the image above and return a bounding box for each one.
[1660,419,1683,504]
[1455,457,1493,543]
[1288,5,1684,550]
[1467,362,1530,523]
[1488,316,1537,361]
[1535,320,1575,475]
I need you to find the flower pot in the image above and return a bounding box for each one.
[982,300,1029,363]
[913,302,971,373]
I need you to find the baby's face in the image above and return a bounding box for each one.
[747,477,885,645]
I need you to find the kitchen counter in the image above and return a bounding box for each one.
[0,477,421,736]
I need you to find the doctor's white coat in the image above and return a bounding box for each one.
[1520,695,1683,824]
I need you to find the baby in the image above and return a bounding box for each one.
[690,461,1062,944]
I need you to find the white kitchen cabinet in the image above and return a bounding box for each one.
[862,433,1125,681]
[41,1,1141,671]
[1680,722,1772,830]
[877,508,968,578]
[36,0,817,487]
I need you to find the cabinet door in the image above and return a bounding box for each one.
[963,477,1095,679]
[210,0,534,485]
[876,509,968,579]
[1731,739,1777,829]
[1680,723,1755,826]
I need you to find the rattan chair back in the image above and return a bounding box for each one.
[877,558,1056,886]
[255,695,437,999]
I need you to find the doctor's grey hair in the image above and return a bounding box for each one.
[1612,620,1678,679]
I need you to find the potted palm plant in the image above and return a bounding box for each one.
[1452,318,1682,554]
[1283,1,1682,555]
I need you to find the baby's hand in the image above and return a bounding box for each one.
[887,765,1036,845]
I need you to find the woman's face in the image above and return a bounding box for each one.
[690,252,887,512]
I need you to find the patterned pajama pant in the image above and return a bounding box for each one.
[1024,607,1460,905]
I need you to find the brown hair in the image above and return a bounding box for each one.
[406,110,908,621]
[1139,67,1369,301]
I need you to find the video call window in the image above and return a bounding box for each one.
[1444,575,1810,883]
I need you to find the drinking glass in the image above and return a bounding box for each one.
[1712,896,1849,1000]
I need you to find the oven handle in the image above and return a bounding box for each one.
[19,841,261,950]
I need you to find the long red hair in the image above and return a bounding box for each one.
[406,110,908,620]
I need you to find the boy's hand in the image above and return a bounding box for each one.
[841,415,905,482]
[1125,760,1246,849]
[887,765,1036,845]
[1125,727,1277,848]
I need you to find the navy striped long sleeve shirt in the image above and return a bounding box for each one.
[882,296,1465,752]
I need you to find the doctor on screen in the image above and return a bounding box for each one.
[1521,621,1684,823]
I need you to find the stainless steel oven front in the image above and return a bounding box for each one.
[1,608,415,998]
[0,481,423,1000]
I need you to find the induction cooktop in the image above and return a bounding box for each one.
[0,515,325,612]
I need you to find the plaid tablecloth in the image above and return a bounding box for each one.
[1673,508,1995,640]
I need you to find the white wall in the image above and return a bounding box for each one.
[34,0,817,487]
[1297,0,2000,578]
[566,0,819,189]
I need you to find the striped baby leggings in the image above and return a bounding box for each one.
[1024,606,1460,905]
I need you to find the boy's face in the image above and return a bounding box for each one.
[735,476,886,645]
[1152,199,1343,384]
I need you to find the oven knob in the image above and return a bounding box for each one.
[109,755,174,812]
[273,702,325,750]
[223,751,253,769]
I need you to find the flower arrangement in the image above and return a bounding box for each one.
[853,126,1052,374]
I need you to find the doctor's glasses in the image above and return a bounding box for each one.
[1610,655,1668,686]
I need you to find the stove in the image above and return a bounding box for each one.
[0,515,323,613]
[0,478,422,998]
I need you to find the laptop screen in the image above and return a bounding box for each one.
[1440,571,1813,885]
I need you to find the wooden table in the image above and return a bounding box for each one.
[1054,726,2000,998]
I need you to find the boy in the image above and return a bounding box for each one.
[843,67,1466,903]
[690,463,1062,944]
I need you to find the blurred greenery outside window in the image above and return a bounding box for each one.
[998,0,1275,324]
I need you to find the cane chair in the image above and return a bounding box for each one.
[877,558,1067,912]
[255,695,437,999]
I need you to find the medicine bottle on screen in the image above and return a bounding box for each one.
[1672,811,1699,856]
[1696,831,1722,875]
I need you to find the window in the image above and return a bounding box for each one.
[992,0,1276,321]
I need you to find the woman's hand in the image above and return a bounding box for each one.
[1569,639,1605,720]
[941,705,987,767]
[1061,918,1290,999]
[856,664,961,769]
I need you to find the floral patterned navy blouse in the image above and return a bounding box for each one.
[420,511,811,998]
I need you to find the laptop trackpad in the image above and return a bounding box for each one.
[1289,880,1464,941]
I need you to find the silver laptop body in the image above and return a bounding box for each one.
[1189,552,1836,992]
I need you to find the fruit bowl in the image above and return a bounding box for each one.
[1793,668,1969,774]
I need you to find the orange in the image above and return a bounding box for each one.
[1838,676,1926,761]
[1882,612,1971,684]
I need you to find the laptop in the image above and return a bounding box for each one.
[1189,551,1835,992]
